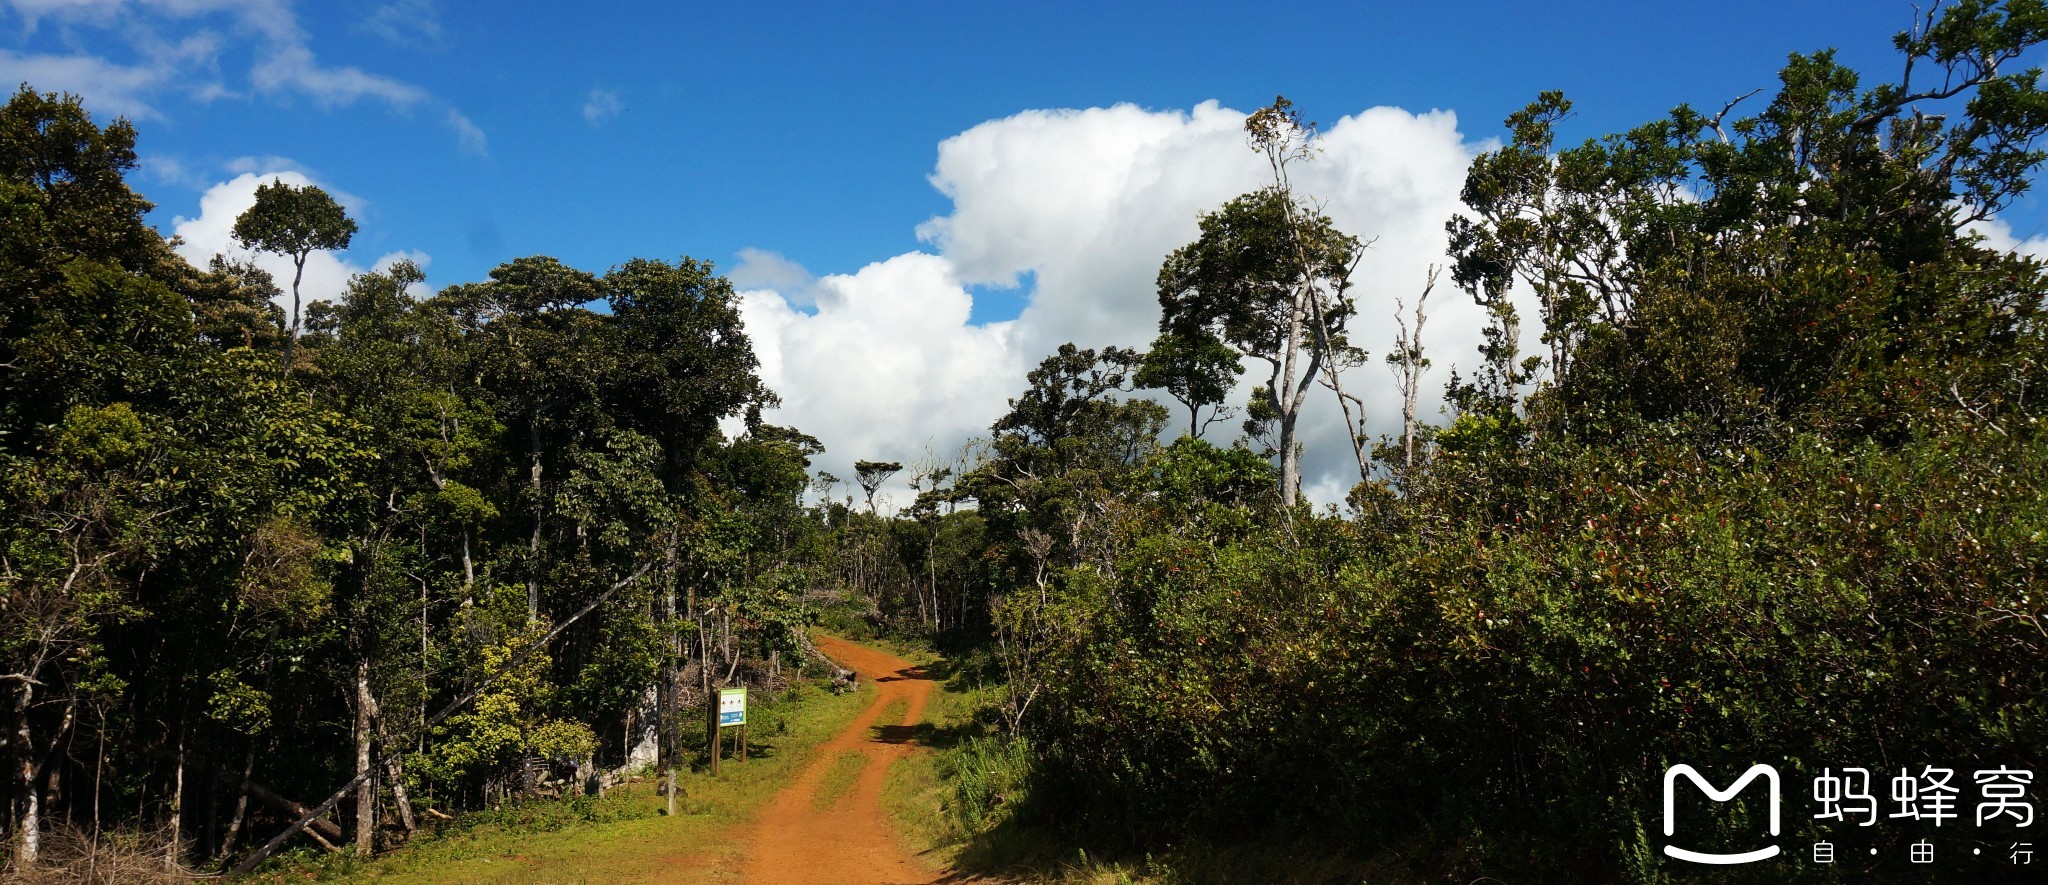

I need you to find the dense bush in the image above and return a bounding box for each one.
[976,4,2048,877]
[1013,427,2044,869]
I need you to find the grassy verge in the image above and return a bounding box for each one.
[251,674,873,884]
[810,750,866,812]
[875,640,1054,877]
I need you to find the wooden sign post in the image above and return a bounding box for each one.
[710,687,747,774]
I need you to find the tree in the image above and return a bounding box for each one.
[438,256,603,623]
[1156,98,1365,501]
[1386,267,1437,472]
[183,256,287,352]
[954,344,1169,731]
[1448,0,2048,444]
[232,178,357,373]
[0,86,157,272]
[985,344,1156,474]
[852,460,902,514]
[0,90,237,864]
[2,80,857,874]
[602,257,774,468]
[1135,331,1241,437]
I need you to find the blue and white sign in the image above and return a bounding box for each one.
[718,687,746,727]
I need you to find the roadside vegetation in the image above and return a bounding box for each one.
[255,670,871,883]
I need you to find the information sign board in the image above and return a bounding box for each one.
[718,687,746,727]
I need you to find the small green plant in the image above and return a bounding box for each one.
[945,734,1031,833]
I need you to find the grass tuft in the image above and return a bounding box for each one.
[811,750,869,812]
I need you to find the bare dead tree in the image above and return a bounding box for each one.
[1389,267,1438,472]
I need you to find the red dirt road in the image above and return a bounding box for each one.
[733,635,941,885]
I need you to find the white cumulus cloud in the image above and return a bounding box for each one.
[741,100,1523,507]
[738,252,1022,498]
[729,248,817,305]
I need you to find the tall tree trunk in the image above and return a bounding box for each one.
[1309,293,1371,487]
[91,708,104,843]
[382,757,414,835]
[13,679,40,867]
[167,728,185,870]
[420,574,431,749]
[353,659,376,855]
[662,528,681,816]
[1274,285,1307,503]
[17,765,37,868]
[1393,268,1437,474]
[528,423,544,623]
[283,255,305,373]
[376,719,416,835]
[701,613,718,778]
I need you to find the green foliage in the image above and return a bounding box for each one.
[945,734,1033,834]
[960,5,2048,878]
[230,178,357,267]
[419,612,594,785]
[962,342,1169,586]
[854,459,903,511]
[9,4,2048,877]
[0,83,821,870]
[1157,187,1359,364]
[1134,331,1242,437]
[0,85,156,270]
[1154,102,1370,496]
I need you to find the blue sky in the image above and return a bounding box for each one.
[3,0,1938,293]
[6,0,2042,504]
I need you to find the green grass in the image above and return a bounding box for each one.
[251,674,874,884]
[868,695,909,732]
[877,641,1027,869]
[809,750,867,812]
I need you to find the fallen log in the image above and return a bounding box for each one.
[207,766,347,843]
[140,744,345,845]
